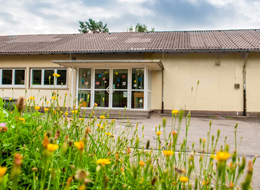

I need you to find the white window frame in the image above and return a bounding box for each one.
[0,68,26,88]
[30,68,68,88]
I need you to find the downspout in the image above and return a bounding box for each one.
[243,52,249,116]
[161,50,165,114]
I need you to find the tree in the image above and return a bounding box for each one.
[128,23,155,32]
[78,19,109,33]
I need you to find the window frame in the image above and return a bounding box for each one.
[30,68,68,88]
[0,68,26,88]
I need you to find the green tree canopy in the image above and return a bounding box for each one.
[129,23,154,32]
[79,19,109,33]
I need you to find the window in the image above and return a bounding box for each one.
[30,68,67,87]
[131,68,144,109]
[0,69,25,87]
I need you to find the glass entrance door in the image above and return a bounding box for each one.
[94,69,110,107]
[112,69,128,108]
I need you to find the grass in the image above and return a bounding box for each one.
[0,91,256,190]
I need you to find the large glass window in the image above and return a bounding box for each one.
[95,69,109,89]
[131,68,144,109]
[78,90,91,107]
[30,68,67,87]
[78,68,91,89]
[0,69,25,86]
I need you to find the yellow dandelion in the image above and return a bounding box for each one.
[156,131,161,136]
[97,124,101,127]
[47,144,59,152]
[96,159,111,165]
[163,150,174,157]
[139,161,145,167]
[105,132,111,136]
[9,98,12,101]
[101,127,105,130]
[64,112,68,116]
[53,110,56,114]
[44,108,49,112]
[100,115,105,119]
[19,117,25,121]
[35,106,40,111]
[65,93,67,96]
[172,110,179,114]
[52,96,57,100]
[213,151,231,162]
[94,103,97,107]
[0,166,7,177]
[53,73,60,77]
[46,101,49,105]
[29,96,35,100]
[79,118,84,121]
[71,110,78,114]
[60,111,63,114]
[74,141,84,151]
[179,176,188,183]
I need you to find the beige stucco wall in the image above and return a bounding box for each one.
[245,52,260,113]
[145,52,245,112]
[2,51,260,113]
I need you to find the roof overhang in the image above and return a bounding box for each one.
[52,59,164,70]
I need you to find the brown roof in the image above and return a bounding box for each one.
[1,29,260,54]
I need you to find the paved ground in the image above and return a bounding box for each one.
[114,113,260,189]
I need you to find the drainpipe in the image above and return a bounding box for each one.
[162,69,164,113]
[71,67,74,109]
[243,52,249,116]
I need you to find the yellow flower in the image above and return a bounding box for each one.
[53,73,60,77]
[101,127,105,130]
[96,159,111,165]
[52,96,57,100]
[74,141,84,151]
[19,117,25,121]
[53,110,56,114]
[79,118,84,121]
[0,166,7,177]
[35,106,40,111]
[100,115,105,119]
[97,124,101,127]
[9,98,12,101]
[44,108,49,112]
[139,160,145,167]
[179,176,188,183]
[172,110,179,114]
[60,111,63,114]
[105,132,111,136]
[64,112,68,116]
[156,131,161,136]
[163,150,174,157]
[29,96,35,100]
[46,101,49,105]
[47,144,59,152]
[65,93,67,96]
[213,151,231,162]
[71,110,78,114]
[94,103,97,107]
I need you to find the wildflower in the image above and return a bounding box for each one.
[14,153,23,166]
[44,108,49,112]
[31,167,38,172]
[46,101,49,105]
[52,96,57,100]
[94,103,97,107]
[100,115,105,119]
[29,96,35,100]
[53,73,60,77]
[19,117,25,121]
[229,182,234,188]
[97,124,101,127]
[139,161,145,167]
[80,118,84,121]
[163,150,174,157]
[74,141,84,151]
[64,112,68,116]
[105,132,111,136]
[213,151,231,162]
[75,169,89,180]
[71,110,78,114]
[101,127,105,130]
[35,106,40,111]
[43,135,49,148]
[172,131,177,136]
[0,123,6,127]
[9,98,12,101]
[172,110,179,114]
[65,93,67,96]
[53,110,56,114]
[0,166,7,177]
[1,127,8,132]
[96,159,111,165]
[120,167,124,172]
[179,176,188,183]
[47,144,59,152]
[156,131,161,136]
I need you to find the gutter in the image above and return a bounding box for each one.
[243,52,249,116]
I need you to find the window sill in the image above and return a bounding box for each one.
[29,87,69,90]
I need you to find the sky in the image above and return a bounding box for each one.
[0,0,260,35]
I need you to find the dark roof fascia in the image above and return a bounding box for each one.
[0,49,255,55]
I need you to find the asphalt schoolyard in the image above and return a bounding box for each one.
[113,113,260,189]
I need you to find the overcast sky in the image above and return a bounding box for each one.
[0,0,260,35]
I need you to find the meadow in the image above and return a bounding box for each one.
[0,91,256,189]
